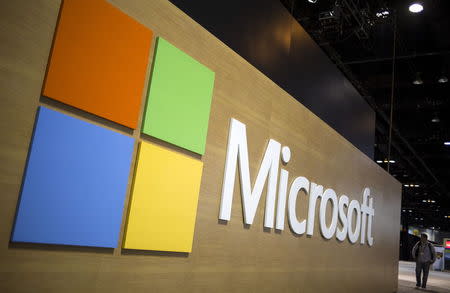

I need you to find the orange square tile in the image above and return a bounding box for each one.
[43,0,153,129]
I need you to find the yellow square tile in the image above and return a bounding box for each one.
[123,141,203,252]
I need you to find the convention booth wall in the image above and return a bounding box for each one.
[0,0,401,292]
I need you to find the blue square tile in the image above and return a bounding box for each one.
[11,106,134,248]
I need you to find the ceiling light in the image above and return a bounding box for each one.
[376,9,390,18]
[444,142,450,146]
[409,3,423,13]
[438,76,448,83]
[422,200,427,203]
[431,200,435,203]
[404,184,410,187]
[409,210,412,212]
[376,160,383,163]
[308,0,318,3]
[414,184,420,187]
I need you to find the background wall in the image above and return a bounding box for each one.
[0,0,400,292]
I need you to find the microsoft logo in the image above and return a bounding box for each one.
[11,0,215,253]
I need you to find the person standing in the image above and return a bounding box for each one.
[412,233,436,289]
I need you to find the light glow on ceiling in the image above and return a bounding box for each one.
[409,3,423,13]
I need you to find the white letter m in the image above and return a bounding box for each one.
[219,118,281,228]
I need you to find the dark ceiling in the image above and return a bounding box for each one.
[281,0,450,231]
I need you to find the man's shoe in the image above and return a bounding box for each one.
[416,283,421,288]
[421,285,426,289]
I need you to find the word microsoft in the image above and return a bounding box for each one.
[219,118,375,246]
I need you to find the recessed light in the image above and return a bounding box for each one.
[409,3,423,13]
[438,76,448,83]
[376,160,383,163]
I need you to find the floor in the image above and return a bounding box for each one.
[398,261,450,293]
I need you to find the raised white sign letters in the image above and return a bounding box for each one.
[219,118,375,246]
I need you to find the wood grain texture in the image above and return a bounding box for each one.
[0,0,401,292]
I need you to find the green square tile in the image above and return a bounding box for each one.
[142,37,215,155]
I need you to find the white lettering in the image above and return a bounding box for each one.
[319,188,338,239]
[336,195,349,241]
[287,176,309,234]
[219,118,281,227]
[367,197,375,246]
[347,200,362,243]
[307,183,323,236]
[219,118,376,246]
[275,169,289,230]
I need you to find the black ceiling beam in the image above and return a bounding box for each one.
[343,50,450,65]
[375,123,427,180]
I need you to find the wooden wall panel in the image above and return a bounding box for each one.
[0,0,401,292]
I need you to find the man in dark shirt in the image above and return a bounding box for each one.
[412,233,436,289]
